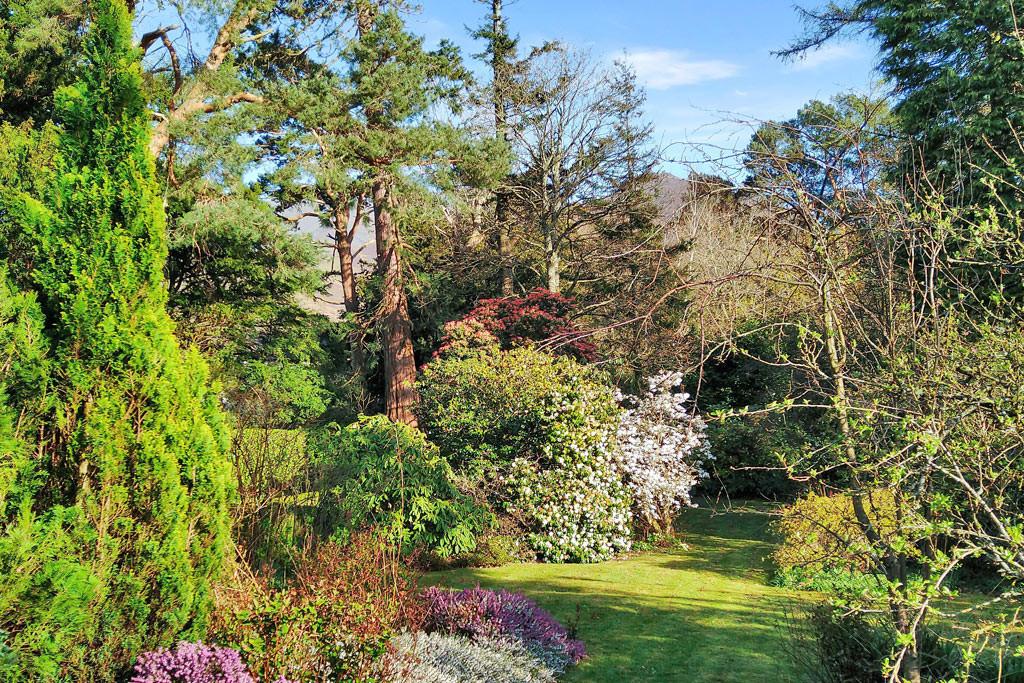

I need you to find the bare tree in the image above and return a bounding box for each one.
[509,48,656,293]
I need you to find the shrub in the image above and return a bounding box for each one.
[612,372,713,534]
[435,289,597,362]
[129,642,256,683]
[232,428,314,571]
[421,587,584,673]
[506,457,631,563]
[0,4,233,677]
[702,418,802,498]
[391,632,556,683]
[418,345,630,563]
[456,535,526,569]
[211,534,424,683]
[772,490,917,586]
[800,603,892,683]
[771,565,882,595]
[312,415,489,557]
[794,604,964,683]
[690,326,813,499]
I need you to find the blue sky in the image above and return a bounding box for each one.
[410,0,883,176]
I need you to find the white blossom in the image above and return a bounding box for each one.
[611,371,713,534]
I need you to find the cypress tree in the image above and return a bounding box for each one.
[0,0,233,678]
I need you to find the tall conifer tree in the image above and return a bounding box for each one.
[344,1,472,425]
[0,0,233,677]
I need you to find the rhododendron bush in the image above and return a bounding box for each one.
[613,372,712,535]
[506,448,631,563]
[418,346,631,562]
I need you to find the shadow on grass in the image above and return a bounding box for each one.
[427,506,808,683]
[667,504,780,581]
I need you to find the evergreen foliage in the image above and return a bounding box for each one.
[312,414,488,557]
[0,0,233,677]
[0,0,87,125]
[790,1,1024,209]
[418,345,630,562]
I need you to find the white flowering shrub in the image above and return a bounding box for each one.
[612,371,713,534]
[504,389,631,562]
[418,346,632,563]
[507,460,631,563]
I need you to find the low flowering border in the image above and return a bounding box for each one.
[422,586,585,674]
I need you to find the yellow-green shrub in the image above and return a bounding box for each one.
[0,3,233,677]
[773,490,916,575]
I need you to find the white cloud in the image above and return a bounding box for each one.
[622,49,739,90]
[789,43,862,71]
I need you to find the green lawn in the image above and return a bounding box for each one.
[426,504,810,682]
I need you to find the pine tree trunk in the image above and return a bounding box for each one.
[491,0,515,295]
[334,199,365,379]
[355,3,417,424]
[373,180,419,427]
[335,201,360,314]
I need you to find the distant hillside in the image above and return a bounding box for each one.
[651,172,692,228]
[291,204,375,321]
[289,172,734,320]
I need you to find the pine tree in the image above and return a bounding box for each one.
[473,0,518,295]
[787,0,1024,209]
[0,0,233,677]
[345,1,473,426]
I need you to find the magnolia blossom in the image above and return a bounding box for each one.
[612,372,712,534]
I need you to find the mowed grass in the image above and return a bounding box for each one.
[426,503,810,683]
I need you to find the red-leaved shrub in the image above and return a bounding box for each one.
[211,533,424,683]
[435,289,597,362]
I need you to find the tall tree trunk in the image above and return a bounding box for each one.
[355,2,418,425]
[334,198,366,379]
[490,0,515,295]
[544,226,560,293]
[373,180,419,427]
[335,200,360,314]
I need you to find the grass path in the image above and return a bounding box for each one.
[426,504,809,682]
